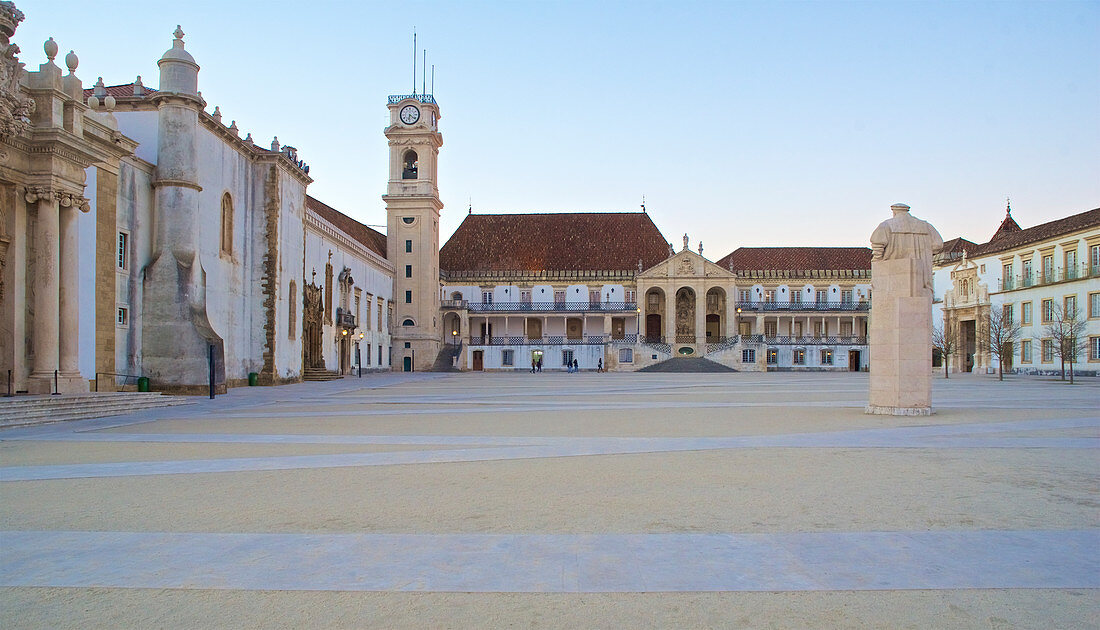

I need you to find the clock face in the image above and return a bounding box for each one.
[399,105,420,125]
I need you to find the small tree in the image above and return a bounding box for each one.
[1045,303,1087,384]
[985,307,1021,381]
[932,324,956,379]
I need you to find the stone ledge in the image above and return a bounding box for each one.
[864,404,934,416]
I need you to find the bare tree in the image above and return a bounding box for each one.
[1044,303,1087,384]
[985,306,1021,381]
[932,323,956,379]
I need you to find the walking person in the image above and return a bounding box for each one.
[531,357,536,373]
[598,358,603,373]
[573,358,579,373]
[537,357,542,373]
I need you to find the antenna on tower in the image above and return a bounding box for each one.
[641,194,646,213]
[412,30,417,94]
[468,197,472,214]
[431,64,435,95]
[422,49,427,95]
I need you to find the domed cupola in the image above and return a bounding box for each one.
[157,25,199,95]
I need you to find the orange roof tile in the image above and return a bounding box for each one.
[306,196,387,259]
[716,247,872,273]
[440,212,670,273]
[81,82,157,99]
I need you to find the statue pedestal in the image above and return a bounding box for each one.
[866,258,933,415]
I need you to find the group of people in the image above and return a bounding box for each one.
[528,357,607,372]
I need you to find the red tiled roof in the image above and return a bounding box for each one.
[306,196,387,259]
[440,212,670,273]
[716,247,872,272]
[81,82,158,99]
[972,207,1099,257]
[989,213,1022,242]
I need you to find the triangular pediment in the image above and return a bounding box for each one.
[638,249,736,280]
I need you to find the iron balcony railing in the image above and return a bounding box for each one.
[335,309,356,329]
[462,301,638,313]
[735,301,869,312]
[388,94,437,104]
[998,263,1100,292]
[468,335,621,346]
[762,335,867,345]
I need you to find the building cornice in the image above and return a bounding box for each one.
[305,210,394,274]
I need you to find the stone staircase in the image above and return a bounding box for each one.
[639,357,737,373]
[0,392,194,429]
[303,367,343,382]
[432,344,462,372]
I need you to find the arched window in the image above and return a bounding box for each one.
[402,318,415,326]
[450,291,463,300]
[402,150,418,180]
[220,193,233,256]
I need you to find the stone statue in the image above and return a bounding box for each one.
[682,233,689,251]
[869,203,944,294]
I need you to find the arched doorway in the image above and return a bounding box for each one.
[443,312,462,345]
[675,287,696,343]
[303,283,324,369]
[705,287,725,341]
[644,288,664,342]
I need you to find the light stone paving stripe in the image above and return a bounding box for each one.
[1,418,1095,481]
[1,530,1095,593]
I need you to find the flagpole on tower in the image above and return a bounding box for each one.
[412,30,417,94]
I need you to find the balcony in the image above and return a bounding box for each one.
[762,336,867,345]
[735,301,869,312]
[468,335,622,346]
[460,301,638,313]
[997,263,1099,292]
[335,308,356,329]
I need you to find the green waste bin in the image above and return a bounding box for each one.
[248,372,258,386]
[137,377,150,392]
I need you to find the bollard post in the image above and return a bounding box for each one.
[6,369,11,397]
[357,346,361,378]
[52,369,59,395]
[208,344,216,399]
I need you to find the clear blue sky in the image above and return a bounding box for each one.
[22,1,1100,258]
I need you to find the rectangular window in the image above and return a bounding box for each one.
[1090,292,1100,319]
[405,265,412,278]
[624,289,636,304]
[1091,244,1100,275]
[815,289,827,304]
[117,232,128,270]
[1003,262,1013,287]
[841,321,853,336]
[764,321,777,337]
[764,290,775,303]
[766,348,777,365]
[1002,304,1013,325]
[742,348,755,363]
[589,290,600,304]
[1022,301,1032,325]
[648,292,660,308]
[841,289,853,304]
[1042,339,1054,363]
[364,295,372,330]
[520,290,531,304]
[405,239,412,253]
[482,291,492,304]
[791,290,802,304]
[738,289,751,303]
[1065,249,1078,279]
[820,348,833,365]
[1021,339,1032,363]
[502,349,514,366]
[1042,299,1053,323]
[1090,337,1100,361]
[619,348,633,363]
[116,306,128,327]
[1064,295,1077,319]
[405,290,412,304]
[378,298,384,330]
[562,349,574,366]
[554,290,565,305]
[1042,254,1054,282]
[979,264,986,274]
[793,348,806,365]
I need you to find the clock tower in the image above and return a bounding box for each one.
[384,94,443,371]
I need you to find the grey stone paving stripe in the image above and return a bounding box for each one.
[1,418,1095,481]
[1,530,1095,592]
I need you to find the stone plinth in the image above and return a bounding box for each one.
[867,258,933,415]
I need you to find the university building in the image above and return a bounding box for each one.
[932,205,1100,376]
[2,4,1093,394]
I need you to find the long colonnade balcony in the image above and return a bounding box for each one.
[736,300,870,312]
[997,263,1100,292]
[446,301,639,313]
[467,334,639,346]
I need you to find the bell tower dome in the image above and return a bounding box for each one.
[384,93,443,371]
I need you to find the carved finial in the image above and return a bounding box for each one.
[133,75,144,96]
[103,95,115,111]
[668,242,675,257]
[638,258,643,272]
[243,132,253,144]
[1005,197,1012,217]
[698,241,703,256]
[270,136,280,151]
[228,120,239,136]
[44,37,58,61]
[173,25,184,41]
[212,105,221,122]
[64,50,78,73]
[641,194,646,213]
[92,77,106,98]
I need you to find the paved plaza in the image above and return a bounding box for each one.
[1,372,1097,628]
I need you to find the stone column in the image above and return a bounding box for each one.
[58,203,84,388]
[665,291,675,343]
[694,290,705,346]
[29,192,59,392]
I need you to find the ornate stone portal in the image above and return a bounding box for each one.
[866,203,944,415]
